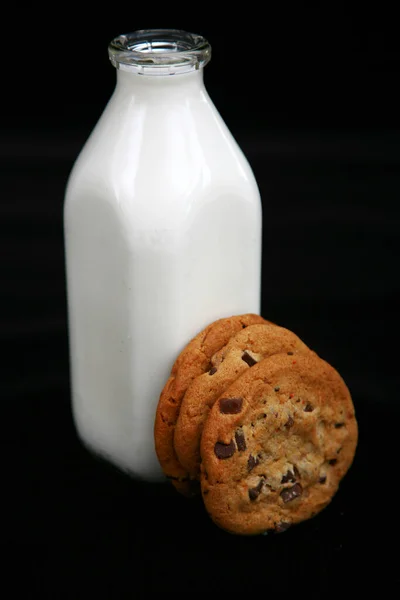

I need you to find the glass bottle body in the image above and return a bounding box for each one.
[64,31,262,481]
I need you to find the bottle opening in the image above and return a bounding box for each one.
[108,29,211,75]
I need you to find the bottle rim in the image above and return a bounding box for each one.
[108,29,211,76]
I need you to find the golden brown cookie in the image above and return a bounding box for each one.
[174,322,313,481]
[200,352,358,534]
[154,313,267,495]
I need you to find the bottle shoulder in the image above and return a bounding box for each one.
[65,86,261,224]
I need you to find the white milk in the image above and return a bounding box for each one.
[64,30,262,481]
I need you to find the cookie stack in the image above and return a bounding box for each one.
[154,314,358,535]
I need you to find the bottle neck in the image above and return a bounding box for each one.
[116,68,205,99]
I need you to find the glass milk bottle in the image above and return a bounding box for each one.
[64,29,262,481]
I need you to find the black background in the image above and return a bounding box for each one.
[3,7,400,598]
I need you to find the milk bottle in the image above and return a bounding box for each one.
[64,29,262,481]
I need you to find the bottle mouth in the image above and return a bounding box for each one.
[108,29,211,75]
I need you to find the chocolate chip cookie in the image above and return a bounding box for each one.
[200,352,358,534]
[174,322,313,481]
[154,313,267,495]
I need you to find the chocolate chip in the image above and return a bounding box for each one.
[248,478,264,501]
[280,483,303,503]
[281,470,296,484]
[247,454,260,472]
[334,422,345,428]
[275,522,291,533]
[241,351,257,367]
[328,459,337,466]
[319,476,327,484]
[274,386,280,392]
[209,367,217,376]
[287,351,294,355]
[285,415,294,429]
[235,429,247,452]
[304,403,314,412]
[214,440,236,459]
[293,466,300,479]
[219,397,243,414]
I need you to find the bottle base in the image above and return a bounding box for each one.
[74,420,167,484]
